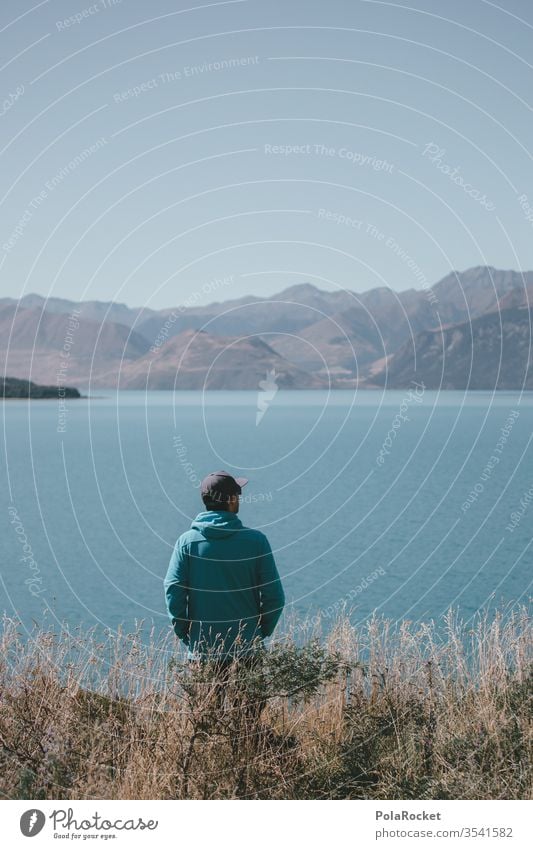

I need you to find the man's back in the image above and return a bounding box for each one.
[164,510,285,658]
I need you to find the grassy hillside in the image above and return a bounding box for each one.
[0,608,530,800]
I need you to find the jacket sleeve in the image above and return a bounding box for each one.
[257,535,285,638]
[164,538,190,644]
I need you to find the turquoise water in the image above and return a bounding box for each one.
[1,390,531,639]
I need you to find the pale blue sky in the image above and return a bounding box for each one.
[1,0,533,308]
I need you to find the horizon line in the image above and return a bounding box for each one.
[2,264,532,312]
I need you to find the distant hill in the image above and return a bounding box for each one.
[0,305,150,387]
[267,304,387,377]
[0,294,154,328]
[135,267,533,344]
[1,377,81,399]
[134,284,358,343]
[116,329,328,390]
[135,282,436,355]
[0,305,149,356]
[431,266,533,324]
[3,266,533,389]
[369,307,533,390]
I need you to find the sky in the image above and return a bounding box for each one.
[1,0,533,309]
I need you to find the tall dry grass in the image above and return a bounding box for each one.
[0,606,530,800]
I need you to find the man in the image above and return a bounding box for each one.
[164,471,285,664]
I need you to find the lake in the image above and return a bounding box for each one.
[1,390,531,642]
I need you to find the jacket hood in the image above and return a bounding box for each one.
[191,510,243,540]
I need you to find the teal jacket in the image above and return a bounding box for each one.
[164,511,285,658]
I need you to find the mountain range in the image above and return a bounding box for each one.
[1,266,532,390]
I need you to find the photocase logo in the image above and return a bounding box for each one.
[20,809,46,837]
[256,369,279,425]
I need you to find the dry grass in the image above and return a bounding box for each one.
[0,606,531,800]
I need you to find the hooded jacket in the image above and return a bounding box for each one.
[164,511,285,658]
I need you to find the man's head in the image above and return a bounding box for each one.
[200,470,249,514]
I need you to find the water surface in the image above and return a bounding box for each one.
[1,390,531,641]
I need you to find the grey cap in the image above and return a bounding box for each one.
[200,470,249,502]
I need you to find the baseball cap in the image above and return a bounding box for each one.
[201,470,249,502]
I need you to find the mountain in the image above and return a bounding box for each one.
[136,282,438,378]
[0,294,154,328]
[369,307,533,390]
[3,266,533,389]
[134,283,360,344]
[0,306,151,386]
[135,271,526,367]
[115,329,328,390]
[355,286,438,349]
[431,266,533,324]
[0,305,149,356]
[267,305,386,378]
